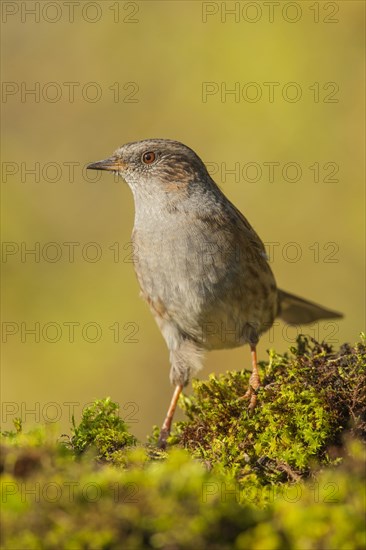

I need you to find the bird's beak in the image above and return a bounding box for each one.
[87,157,126,172]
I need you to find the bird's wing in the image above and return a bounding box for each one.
[224,200,269,260]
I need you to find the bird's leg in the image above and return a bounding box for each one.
[243,345,260,410]
[158,384,184,449]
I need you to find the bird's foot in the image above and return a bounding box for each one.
[240,372,261,411]
[157,427,170,450]
[242,385,259,411]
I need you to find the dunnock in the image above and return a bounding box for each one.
[88,139,342,448]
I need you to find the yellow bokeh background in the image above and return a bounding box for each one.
[1,1,364,438]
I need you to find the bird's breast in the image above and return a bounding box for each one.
[131,219,277,349]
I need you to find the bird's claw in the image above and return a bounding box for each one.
[241,376,261,411]
[243,386,258,411]
[157,427,169,450]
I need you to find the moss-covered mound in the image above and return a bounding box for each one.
[172,337,366,491]
[1,337,365,549]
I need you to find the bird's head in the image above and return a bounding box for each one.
[87,139,210,196]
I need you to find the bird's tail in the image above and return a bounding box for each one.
[277,289,343,325]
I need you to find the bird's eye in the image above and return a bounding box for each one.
[142,151,156,164]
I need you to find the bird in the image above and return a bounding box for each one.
[87,139,343,448]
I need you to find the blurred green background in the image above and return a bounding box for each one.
[1,1,364,439]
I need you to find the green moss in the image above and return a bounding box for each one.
[173,336,365,496]
[1,430,364,549]
[1,338,365,549]
[70,397,136,463]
